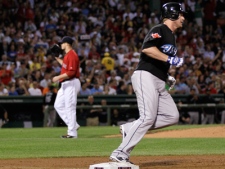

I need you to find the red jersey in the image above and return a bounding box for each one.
[0,69,12,85]
[60,50,80,81]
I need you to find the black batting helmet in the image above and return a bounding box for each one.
[161,2,187,21]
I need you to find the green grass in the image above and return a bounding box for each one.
[0,125,225,159]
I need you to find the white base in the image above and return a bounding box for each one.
[89,162,139,169]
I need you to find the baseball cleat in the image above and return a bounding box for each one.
[76,124,80,130]
[120,125,127,141]
[109,156,133,164]
[61,135,77,139]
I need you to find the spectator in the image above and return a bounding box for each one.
[177,101,190,125]
[117,80,127,95]
[101,52,115,75]
[201,88,216,124]
[52,60,61,75]
[0,83,8,96]
[16,78,29,96]
[203,44,215,60]
[126,83,134,95]
[103,79,117,95]
[116,47,126,66]
[99,99,108,126]
[194,0,204,28]
[29,57,41,72]
[7,44,17,62]
[86,95,102,126]
[28,80,42,96]
[17,61,29,78]
[0,63,13,86]
[206,81,218,94]
[90,81,103,95]
[187,88,202,124]
[24,19,37,32]
[107,70,121,84]
[43,85,57,127]
[79,81,91,96]
[148,12,159,28]
[40,73,52,89]
[174,76,190,94]
[0,54,13,70]
[8,82,18,96]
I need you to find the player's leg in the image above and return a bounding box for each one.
[64,79,81,137]
[110,71,158,160]
[54,86,69,125]
[150,89,179,130]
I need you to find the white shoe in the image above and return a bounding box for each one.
[76,124,80,130]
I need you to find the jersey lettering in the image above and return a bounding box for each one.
[161,44,177,56]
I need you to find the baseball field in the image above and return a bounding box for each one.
[0,125,225,169]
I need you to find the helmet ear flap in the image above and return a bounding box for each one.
[170,11,179,20]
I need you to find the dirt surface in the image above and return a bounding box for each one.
[146,125,225,138]
[0,126,225,169]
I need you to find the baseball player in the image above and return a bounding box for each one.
[52,36,81,138]
[110,2,186,163]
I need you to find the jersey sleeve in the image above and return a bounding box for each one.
[142,26,162,49]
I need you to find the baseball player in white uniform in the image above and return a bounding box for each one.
[52,36,81,138]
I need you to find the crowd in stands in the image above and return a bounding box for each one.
[0,0,224,100]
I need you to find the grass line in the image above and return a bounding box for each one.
[0,125,224,159]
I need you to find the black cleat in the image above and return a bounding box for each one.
[61,135,77,139]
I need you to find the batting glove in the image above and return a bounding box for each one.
[167,56,183,67]
[167,75,176,91]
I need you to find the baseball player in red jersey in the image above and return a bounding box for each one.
[53,36,81,138]
[110,2,186,163]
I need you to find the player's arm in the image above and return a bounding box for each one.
[142,45,183,67]
[142,46,168,62]
[53,73,70,82]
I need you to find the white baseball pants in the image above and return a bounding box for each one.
[54,78,81,137]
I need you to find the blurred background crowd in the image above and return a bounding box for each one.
[0,0,225,126]
[0,0,224,97]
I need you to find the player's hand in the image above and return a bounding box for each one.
[52,76,60,82]
[167,75,176,91]
[167,56,183,67]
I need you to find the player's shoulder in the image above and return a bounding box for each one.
[150,23,167,32]
[69,49,79,56]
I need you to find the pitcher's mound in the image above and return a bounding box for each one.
[146,125,225,138]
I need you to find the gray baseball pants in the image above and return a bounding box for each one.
[110,70,179,159]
